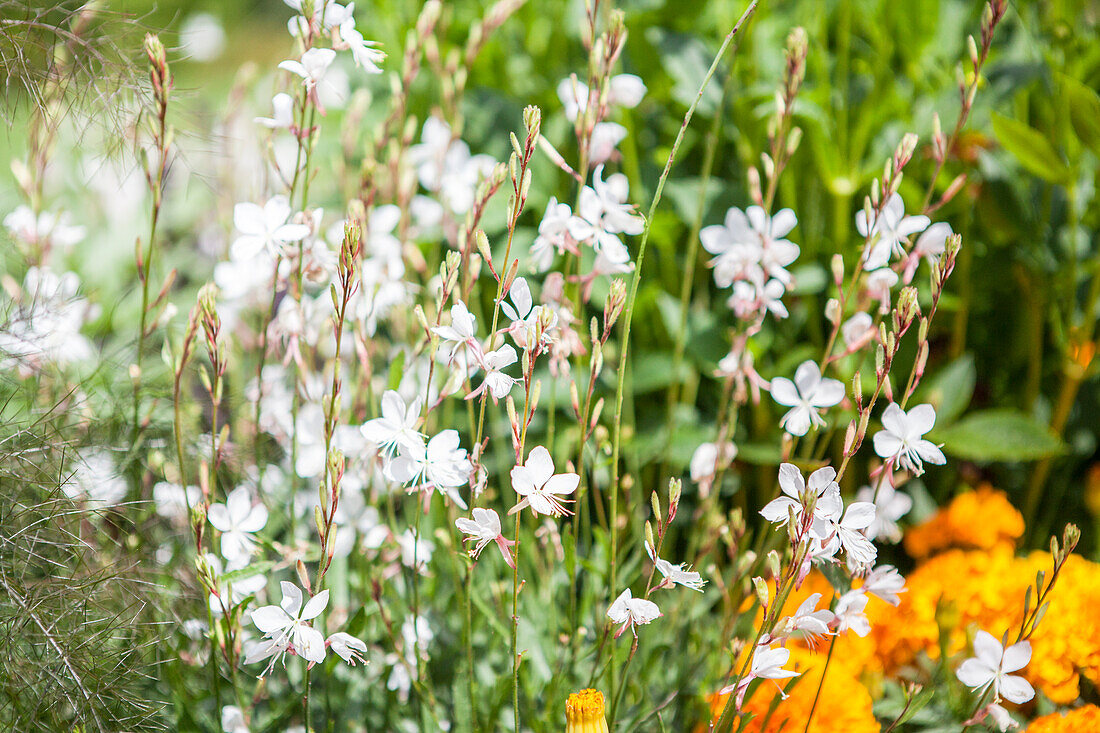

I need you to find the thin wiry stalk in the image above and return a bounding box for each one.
[605,0,759,700]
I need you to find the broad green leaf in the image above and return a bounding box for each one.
[1061,74,1100,156]
[990,113,1071,184]
[931,409,1067,462]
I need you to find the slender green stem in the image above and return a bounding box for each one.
[511,509,522,733]
[802,633,837,733]
[663,67,736,474]
[605,0,759,696]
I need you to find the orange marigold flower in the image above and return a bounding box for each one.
[867,548,1100,703]
[699,647,878,733]
[1024,704,1100,731]
[903,485,1023,559]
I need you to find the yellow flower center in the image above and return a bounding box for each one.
[566,689,609,733]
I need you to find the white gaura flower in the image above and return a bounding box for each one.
[689,441,737,485]
[760,463,841,529]
[432,301,481,364]
[360,390,425,455]
[336,19,385,72]
[529,197,576,271]
[231,195,310,262]
[501,278,536,332]
[588,121,628,164]
[556,73,646,122]
[719,644,799,709]
[606,588,661,638]
[254,93,294,129]
[4,205,85,249]
[855,482,912,543]
[841,311,875,350]
[956,630,1035,705]
[856,192,930,269]
[396,529,435,573]
[408,116,495,214]
[208,485,269,566]
[904,221,953,282]
[814,498,878,571]
[250,582,329,673]
[455,507,516,568]
[770,360,845,436]
[387,430,471,509]
[872,403,946,475]
[284,0,352,31]
[468,345,518,403]
[785,592,835,645]
[279,47,338,94]
[833,590,872,637]
[861,564,906,606]
[865,267,899,312]
[728,278,788,320]
[509,446,579,517]
[568,165,643,263]
[985,703,1019,732]
[326,631,368,665]
[152,481,201,521]
[645,541,706,592]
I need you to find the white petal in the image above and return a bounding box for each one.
[906,403,937,436]
[1001,641,1032,673]
[523,446,555,487]
[543,473,579,497]
[999,674,1035,704]
[973,630,1004,667]
[300,589,329,620]
[251,605,290,634]
[770,377,800,407]
[777,463,805,499]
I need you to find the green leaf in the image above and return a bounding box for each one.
[894,687,936,727]
[931,409,1067,462]
[1061,74,1100,156]
[915,354,976,425]
[990,113,1071,184]
[220,560,274,586]
[386,350,406,392]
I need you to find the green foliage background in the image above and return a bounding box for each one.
[2,0,1100,730]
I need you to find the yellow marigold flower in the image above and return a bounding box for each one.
[698,647,878,733]
[566,688,608,733]
[1025,704,1100,731]
[903,485,1023,559]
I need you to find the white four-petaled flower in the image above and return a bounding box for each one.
[956,630,1035,705]
[770,360,845,436]
[606,588,661,638]
[207,485,268,567]
[509,446,579,517]
[645,540,706,592]
[250,582,329,672]
[872,403,946,475]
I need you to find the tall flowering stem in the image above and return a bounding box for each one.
[919,0,1007,214]
[605,0,759,699]
[132,33,173,437]
[315,221,362,588]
